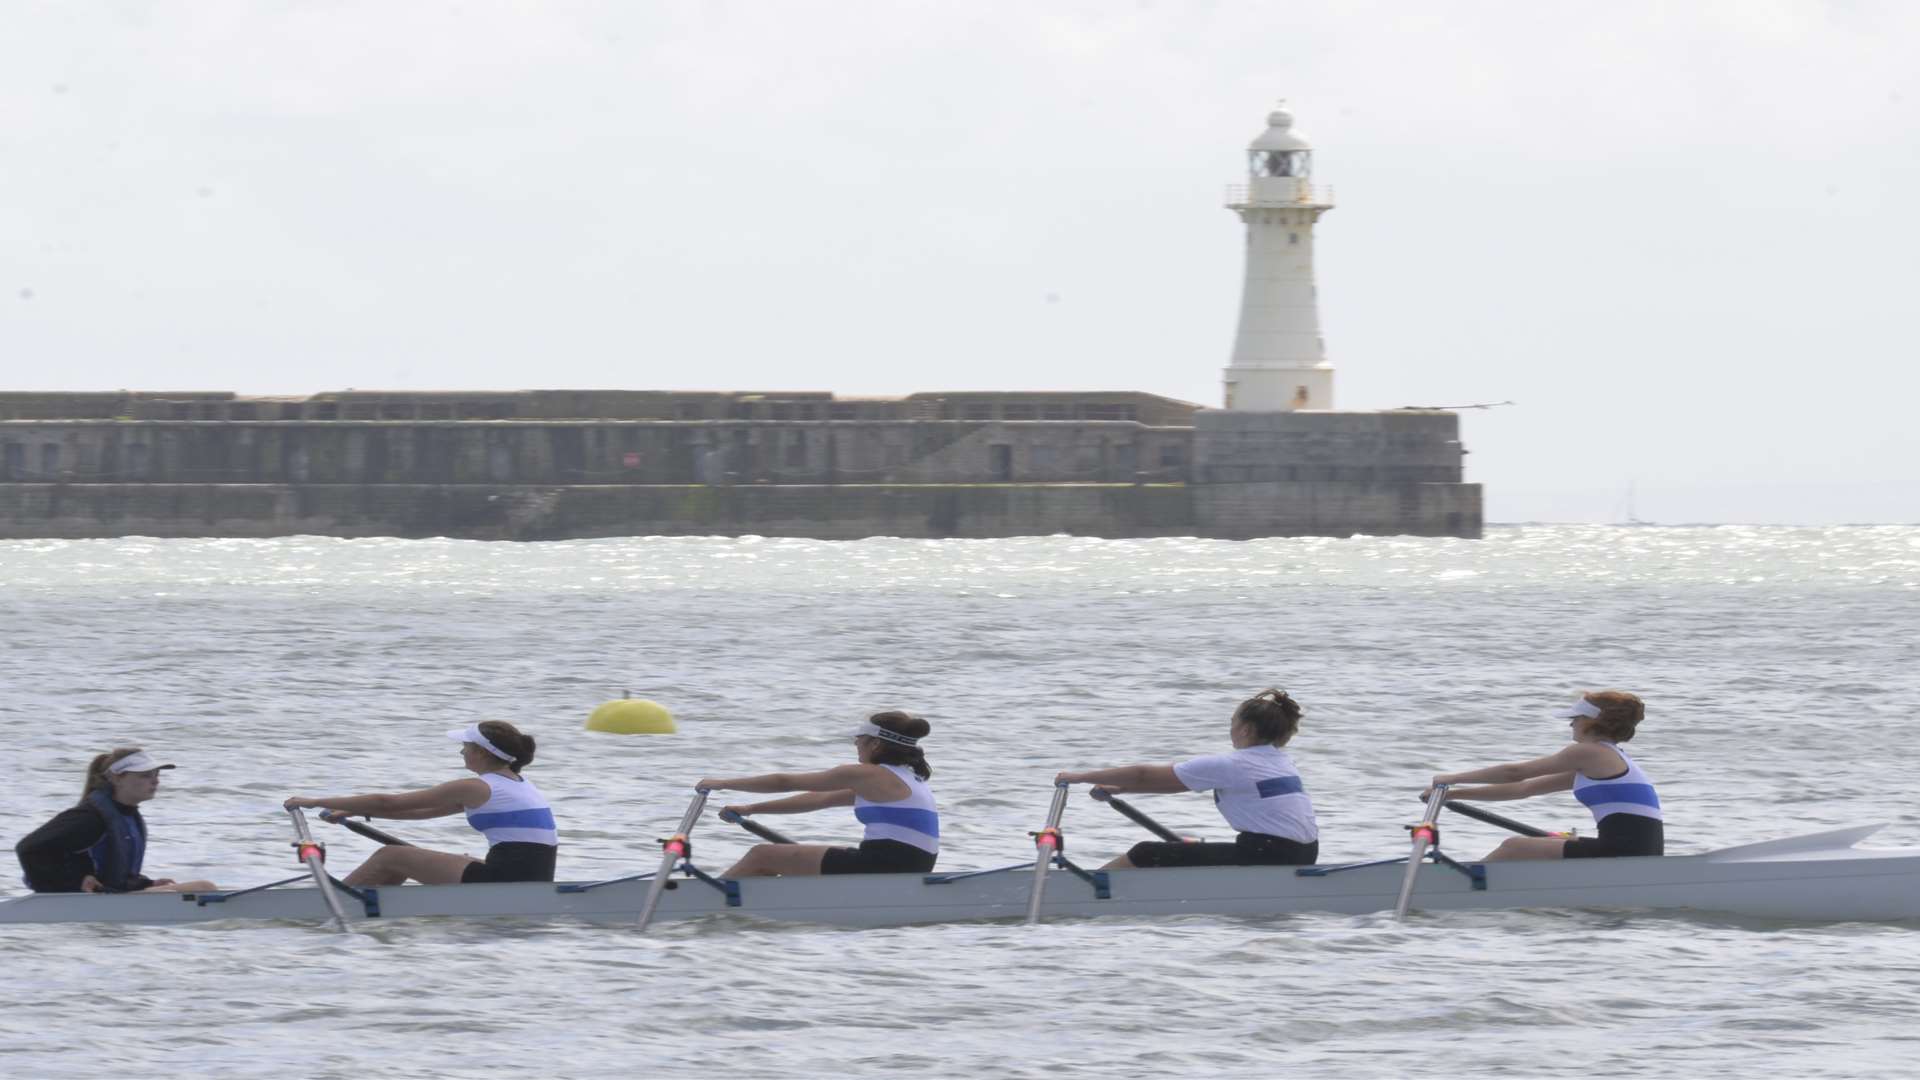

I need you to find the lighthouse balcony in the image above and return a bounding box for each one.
[1225,182,1333,209]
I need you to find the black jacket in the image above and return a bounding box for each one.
[15,800,154,893]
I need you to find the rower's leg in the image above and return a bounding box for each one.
[721,843,832,878]
[140,880,219,893]
[1480,836,1567,862]
[343,845,480,886]
[1099,853,1137,870]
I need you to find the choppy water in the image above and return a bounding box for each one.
[2,526,1917,1078]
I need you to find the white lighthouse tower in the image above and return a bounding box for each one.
[1222,103,1335,411]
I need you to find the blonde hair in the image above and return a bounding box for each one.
[82,747,143,799]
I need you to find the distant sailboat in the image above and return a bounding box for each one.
[1619,481,1654,526]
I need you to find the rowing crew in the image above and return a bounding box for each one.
[13,688,1665,895]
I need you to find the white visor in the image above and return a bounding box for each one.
[1552,698,1604,720]
[107,751,175,775]
[849,720,920,747]
[447,725,515,762]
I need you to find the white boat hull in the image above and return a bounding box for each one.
[4,826,1917,928]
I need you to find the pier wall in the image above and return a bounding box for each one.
[0,420,1192,486]
[0,480,1480,541]
[0,395,1481,539]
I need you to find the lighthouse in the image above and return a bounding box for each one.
[1222,103,1335,411]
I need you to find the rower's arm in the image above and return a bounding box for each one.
[700,765,911,802]
[1055,764,1185,795]
[286,779,488,819]
[1436,745,1591,787]
[731,790,855,815]
[1448,772,1576,802]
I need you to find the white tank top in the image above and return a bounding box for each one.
[1572,743,1662,824]
[852,764,939,854]
[464,772,558,847]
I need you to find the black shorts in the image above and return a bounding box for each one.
[1127,831,1319,868]
[461,841,558,883]
[1564,813,1664,859]
[820,839,937,875]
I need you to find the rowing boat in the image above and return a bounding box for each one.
[3,823,1916,928]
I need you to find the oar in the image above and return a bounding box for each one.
[285,807,351,932]
[637,787,710,931]
[718,808,796,845]
[1088,787,1185,843]
[1443,800,1549,838]
[317,810,414,847]
[1394,784,1451,920]
[1025,781,1072,925]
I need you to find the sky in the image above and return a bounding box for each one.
[3,1,1917,524]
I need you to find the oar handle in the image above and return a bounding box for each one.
[1414,785,1450,839]
[1442,800,1550,839]
[677,788,712,835]
[719,808,797,845]
[286,805,322,850]
[318,809,414,847]
[1088,787,1186,844]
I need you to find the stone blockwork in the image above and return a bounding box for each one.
[1194,410,1466,484]
[0,389,1200,426]
[0,391,1482,539]
[0,420,1191,486]
[0,481,1477,541]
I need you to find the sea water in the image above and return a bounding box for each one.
[1,527,1916,1078]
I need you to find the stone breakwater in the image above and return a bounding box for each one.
[0,393,1480,539]
[0,479,1479,540]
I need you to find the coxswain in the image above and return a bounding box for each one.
[700,711,939,877]
[283,721,558,885]
[1425,690,1663,860]
[14,748,217,894]
[1055,689,1320,869]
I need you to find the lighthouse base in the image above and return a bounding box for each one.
[1222,366,1334,412]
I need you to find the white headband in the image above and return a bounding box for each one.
[850,720,920,747]
[447,725,515,762]
[1552,698,1603,720]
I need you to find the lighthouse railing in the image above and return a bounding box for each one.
[1224,183,1334,207]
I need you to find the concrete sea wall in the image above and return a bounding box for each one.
[0,400,1482,540]
[0,480,1480,540]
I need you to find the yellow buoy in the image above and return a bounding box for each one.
[586,696,676,735]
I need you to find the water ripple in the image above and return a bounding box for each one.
[1,527,1917,1078]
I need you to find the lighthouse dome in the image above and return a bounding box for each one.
[1249,105,1313,152]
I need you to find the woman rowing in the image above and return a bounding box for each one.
[14,748,217,894]
[1055,689,1319,869]
[1426,690,1662,860]
[283,721,558,886]
[700,711,939,877]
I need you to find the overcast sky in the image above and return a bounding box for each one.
[3,1,1916,523]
